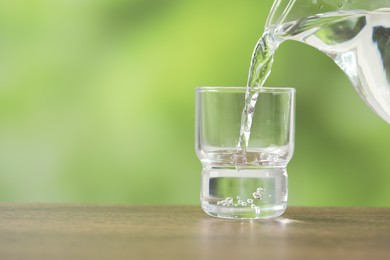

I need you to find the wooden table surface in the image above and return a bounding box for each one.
[0,204,389,259]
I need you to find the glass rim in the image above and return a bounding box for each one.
[196,86,296,93]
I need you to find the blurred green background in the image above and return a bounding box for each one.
[0,0,389,206]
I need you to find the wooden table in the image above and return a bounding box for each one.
[0,204,389,259]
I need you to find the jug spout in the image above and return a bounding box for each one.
[264,0,390,123]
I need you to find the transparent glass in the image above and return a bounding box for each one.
[266,0,390,123]
[195,87,295,219]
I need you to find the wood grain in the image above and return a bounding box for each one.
[0,204,389,259]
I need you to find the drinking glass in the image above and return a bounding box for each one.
[195,87,295,219]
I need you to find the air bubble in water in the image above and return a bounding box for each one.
[242,202,247,206]
[217,197,234,207]
[253,192,262,200]
[247,199,253,204]
[253,187,265,200]
[256,188,264,194]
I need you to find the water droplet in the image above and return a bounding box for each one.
[226,197,233,202]
[238,200,244,205]
[251,204,256,209]
[338,2,343,7]
[242,202,247,206]
[236,196,241,200]
[247,199,254,204]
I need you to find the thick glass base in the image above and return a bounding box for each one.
[200,167,288,220]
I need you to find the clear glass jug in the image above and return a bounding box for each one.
[266,0,390,123]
